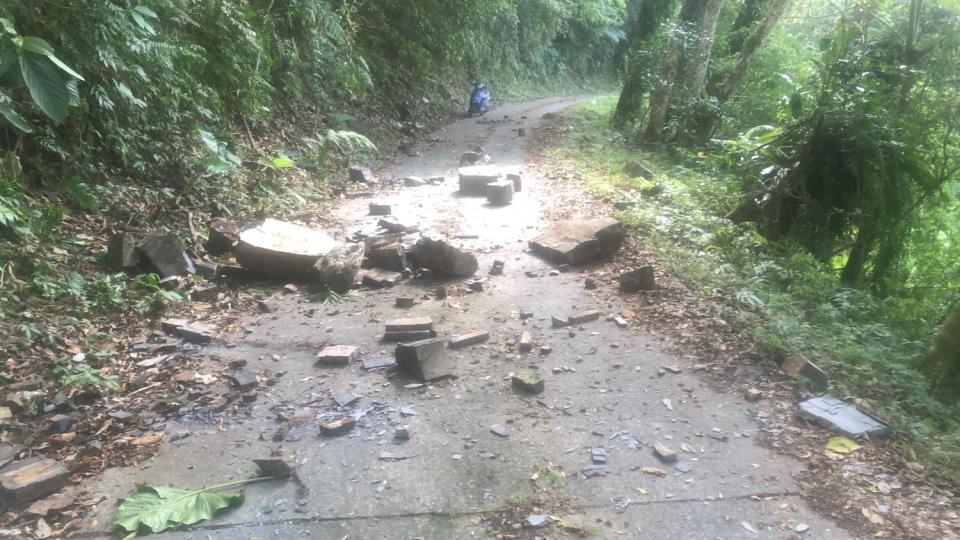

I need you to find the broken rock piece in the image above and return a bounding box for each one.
[368,203,391,216]
[620,266,656,292]
[362,268,402,288]
[798,395,891,439]
[316,345,358,366]
[512,372,545,394]
[415,237,478,277]
[378,218,419,234]
[237,219,339,279]
[137,233,195,278]
[781,355,829,391]
[107,233,138,272]
[395,338,451,381]
[320,416,356,436]
[449,331,490,349]
[529,217,626,265]
[0,457,70,506]
[206,219,240,256]
[653,442,678,463]
[568,309,600,325]
[314,242,365,294]
[349,165,376,183]
[486,180,514,206]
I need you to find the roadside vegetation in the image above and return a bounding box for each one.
[0,1,626,387]
[553,0,960,485]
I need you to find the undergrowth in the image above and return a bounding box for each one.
[551,96,960,485]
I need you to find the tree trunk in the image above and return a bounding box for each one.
[683,0,725,99]
[922,303,960,402]
[613,0,679,126]
[642,0,707,145]
[693,0,793,143]
[728,0,771,55]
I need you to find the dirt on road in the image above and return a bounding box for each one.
[78,97,850,539]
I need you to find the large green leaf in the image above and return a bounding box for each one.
[19,51,70,124]
[113,484,244,534]
[0,92,32,132]
[17,36,84,80]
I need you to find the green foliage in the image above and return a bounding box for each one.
[556,97,960,484]
[54,361,120,392]
[133,273,185,315]
[114,483,245,534]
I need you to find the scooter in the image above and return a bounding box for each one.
[468,82,491,116]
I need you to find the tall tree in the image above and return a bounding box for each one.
[642,0,707,144]
[613,0,676,125]
[922,302,960,401]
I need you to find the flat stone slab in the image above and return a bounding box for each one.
[449,331,490,349]
[529,217,626,265]
[316,345,358,366]
[137,233,195,278]
[237,219,338,279]
[416,238,478,277]
[0,457,70,506]
[385,317,433,333]
[799,395,892,439]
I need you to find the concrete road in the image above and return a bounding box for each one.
[82,97,850,539]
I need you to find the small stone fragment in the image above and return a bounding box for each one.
[137,233,195,278]
[613,316,628,328]
[395,296,415,308]
[368,203,391,216]
[539,346,552,356]
[551,316,569,328]
[449,331,490,349]
[362,356,396,370]
[526,515,548,529]
[673,461,694,473]
[507,172,522,192]
[584,278,598,290]
[490,260,505,276]
[745,388,763,402]
[349,165,376,183]
[467,279,485,292]
[403,176,425,187]
[619,266,656,292]
[591,447,607,464]
[378,218,419,234]
[107,233,138,272]
[332,391,360,408]
[394,425,411,441]
[518,331,533,352]
[320,416,356,436]
[316,345,358,366]
[230,370,258,391]
[362,268,402,288]
[581,464,610,478]
[642,466,667,477]
[512,372,545,393]
[568,309,600,325]
[653,442,678,463]
[489,424,510,438]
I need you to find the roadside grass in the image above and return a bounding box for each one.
[549,96,960,486]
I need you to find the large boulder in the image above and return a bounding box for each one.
[237,219,338,279]
[205,219,240,256]
[415,237,478,277]
[529,217,626,265]
[314,243,365,293]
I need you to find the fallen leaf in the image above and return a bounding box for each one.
[826,436,862,454]
[132,432,163,446]
[27,493,74,517]
[641,466,666,476]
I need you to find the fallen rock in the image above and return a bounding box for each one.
[486,180,514,206]
[237,219,339,279]
[0,457,69,506]
[568,309,600,325]
[363,235,414,273]
[745,388,763,402]
[620,266,656,292]
[624,160,656,179]
[396,338,450,381]
[332,391,360,407]
[394,425,411,440]
[362,356,397,370]
[507,172,522,192]
[137,233,195,278]
[518,331,533,352]
[584,277,598,289]
[395,296,415,308]
[229,370,258,391]
[591,447,607,464]
[107,233,138,272]
[314,242,365,293]
[403,176,426,187]
[349,165,376,183]
[449,331,490,349]
[316,345,358,366]
[798,395,891,439]
[551,316,569,328]
[320,416,356,436]
[489,424,510,438]
[458,165,501,196]
[653,442,677,463]
[459,149,490,167]
[490,260,505,275]
[205,219,240,256]
[378,218,419,234]
[512,372,545,393]
[190,285,220,302]
[781,355,828,391]
[529,217,626,265]
[368,203,391,216]
[526,515,548,529]
[415,237,477,277]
